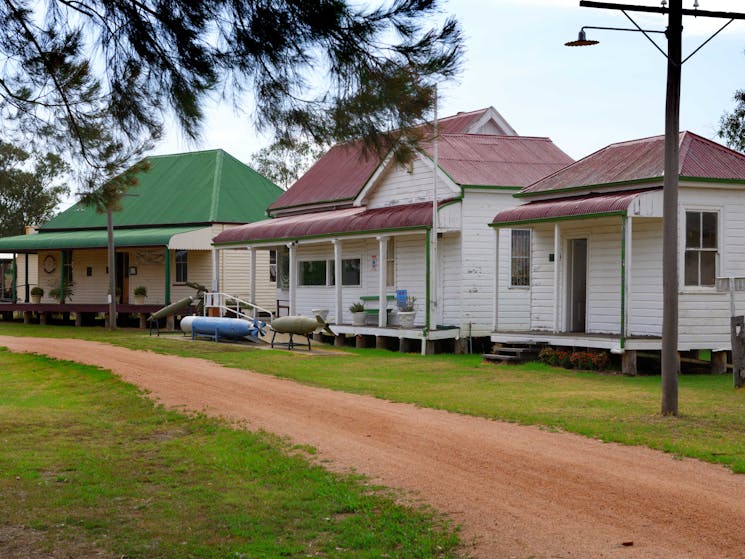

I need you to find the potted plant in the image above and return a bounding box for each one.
[398,296,417,328]
[134,285,148,305]
[349,301,366,326]
[49,282,74,304]
[30,286,43,304]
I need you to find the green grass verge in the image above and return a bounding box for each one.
[0,347,461,558]
[2,322,745,475]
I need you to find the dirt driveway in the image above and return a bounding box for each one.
[2,335,745,559]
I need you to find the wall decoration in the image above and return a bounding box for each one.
[135,250,165,265]
[43,254,56,274]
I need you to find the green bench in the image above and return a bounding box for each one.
[359,294,396,318]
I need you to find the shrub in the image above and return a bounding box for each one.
[30,286,44,297]
[592,351,610,371]
[570,351,595,370]
[538,347,556,365]
[540,347,611,372]
[555,350,572,369]
[134,286,148,297]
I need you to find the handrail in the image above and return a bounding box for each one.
[203,292,275,322]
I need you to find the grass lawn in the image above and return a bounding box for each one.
[1,322,745,476]
[0,347,461,558]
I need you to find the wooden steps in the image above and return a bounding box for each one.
[483,344,542,364]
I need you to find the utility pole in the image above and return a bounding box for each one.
[661,0,682,416]
[577,1,745,415]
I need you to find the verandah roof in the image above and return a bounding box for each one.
[213,201,445,245]
[490,190,657,226]
[0,226,203,252]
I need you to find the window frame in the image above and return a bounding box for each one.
[269,250,277,283]
[175,250,188,284]
[298,259,328,286]
[386,238,395,288]
[684,210,719,288]
[510,228,531,288]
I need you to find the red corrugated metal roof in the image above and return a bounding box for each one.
[214,200,444,244]
[267,141,380,213]
[431,134,573,187]
[269,130,572,214]
[437,108,488,134]
[269,110,496,214]
[523,131,745,196]
[491,190,656,225]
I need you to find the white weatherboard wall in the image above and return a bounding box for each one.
[527,223,554,332]
[364,155,459,209]
[394,234,427,324]
[628,218,663,336]
[677,185,745,350]
[439,232,461,327]
[525,217,623,335]
[218,248,275,312]
[497,228,531,331]
[293,242,357,322]
[460,189,526,336]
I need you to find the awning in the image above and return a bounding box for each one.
[0,226,204,252]
[213,201,448,245]
[491,190,657,226]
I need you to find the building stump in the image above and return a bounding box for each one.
[622,350,637,376]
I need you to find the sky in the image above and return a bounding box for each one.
[150,0,745,165]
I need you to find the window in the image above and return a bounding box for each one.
[269,250,277,283]
[299,260,327,285]
[175,250,188,283]
[339,258,360,286]
[62,249,73,285]
[685,211,717,286]
[511,229,531,287]
[386,238,395,287]
[277,248,289,289]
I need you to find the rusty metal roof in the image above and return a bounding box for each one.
[491,190,656,226]
[522,132,745,196]
[268,110,500,215]
[214,200,447,245]
[267,141,380,214]
[269,128,572,214]
[430,134,573,187]
[437,108,490,134]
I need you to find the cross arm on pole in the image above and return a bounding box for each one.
[580,1,745,20]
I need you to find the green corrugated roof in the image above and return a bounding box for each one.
[0,226,202,251]
[42,149,283,230]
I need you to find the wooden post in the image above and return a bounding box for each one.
[622,350,638,376]
[710,351,727,375]
[661,0,682,416]
[731,316,745,388]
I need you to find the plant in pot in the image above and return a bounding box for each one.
[134,285,147,305]
[398,296,417,329]
[349,301,366,326]
[49,282,74,304]
[30,286,43,304]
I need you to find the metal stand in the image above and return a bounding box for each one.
[270,328,311,351]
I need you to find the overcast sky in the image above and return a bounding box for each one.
[151,0,745,164]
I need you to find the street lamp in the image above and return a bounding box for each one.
[567,1,744,416]
[565,25,665,47]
